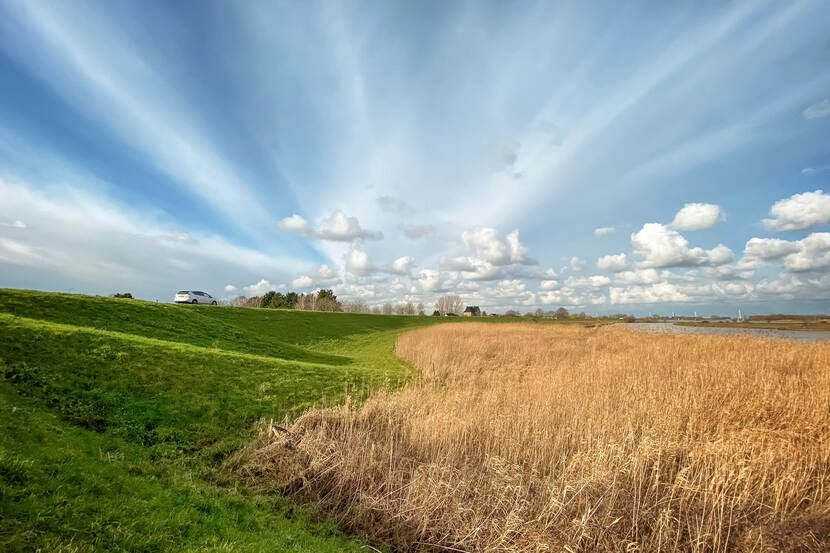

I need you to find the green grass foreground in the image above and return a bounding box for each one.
[0,288,440,552]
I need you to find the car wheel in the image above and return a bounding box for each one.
[192,299,198,304]
[211,301,217,305]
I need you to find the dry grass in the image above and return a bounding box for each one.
[234,323,830,552]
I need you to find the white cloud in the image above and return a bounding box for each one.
[670,203,724,230]
[0,220,26,228]
[0,177,306,297]
[278,210,383,241]
[738,237,801,269]
[344,247,371,274]
[416,269,440,292]
[614,268,660,285]
[292,275,313,288]
[224,284,238,293]
[568,256,586,271]
[244,279,280,296]
[565,275,611,288]
[609,282,692,304]
[782,232,830,272]
[631,223,733,268]
[596,253,628,272]
[461,227,535,266]
[803,99,830,119]
[389,256,416,275]
[762,190,830,231]
[593,226,615,237]
[540,279,559,290]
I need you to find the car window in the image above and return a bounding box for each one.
[194,291,203,296]
[178,291,189,294]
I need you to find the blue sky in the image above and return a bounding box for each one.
[1,0,830,315]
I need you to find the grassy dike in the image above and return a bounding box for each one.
[0,288,439,552]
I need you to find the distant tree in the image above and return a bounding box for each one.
[371,305,382,315]
[112,292,133,299]
[343,299,366,313]
[316,289,342,312]
[434,295,463,315]
[382,303,394,315]
[432,310,441,316]
[394,303,406,315]
[417,302,425,316]
[534,308,544,318]
[554,307,569,319]
[404,302,416,316]
[504,309,520,317]
[295,293,315,310]
[260,290,276,308]
[243,296,261,308]
[283,292,298,309]
[228,295,247,307]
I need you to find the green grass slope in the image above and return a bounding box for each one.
[0,288,438,552]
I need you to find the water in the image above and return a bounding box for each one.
[624,322,830,343]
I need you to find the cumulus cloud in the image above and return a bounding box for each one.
[387,256,416,275]
[631,223,733,268]
[614,268,660,285]
[670,203,724,230]
[224,284,238,292]
[803,99,830,119]
[244,279,281,296]
[593,226,615,237]
[0,220,26,228]
[540,279,559,290]
[416,269,441,292]
[401,224,435,240]
[565,275,611,288]
[609,282,691,304]
[782,232,830,272]
[738,237,801,269]
[596,253,628,272]
[278,210,382,241]
[762,190,830,231]
[568,257,586,271]
[292,275,313,288]
[461,227,536,266]
[344,247,371,274]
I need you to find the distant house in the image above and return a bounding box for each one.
[463,306,481,317]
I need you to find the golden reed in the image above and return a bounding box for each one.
[235,323,830,552]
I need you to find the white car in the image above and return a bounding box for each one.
[174,290,217,305]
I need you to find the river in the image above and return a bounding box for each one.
[624,322,830,343]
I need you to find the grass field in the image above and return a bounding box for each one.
[238,323,830,553]
[0,288,440,552]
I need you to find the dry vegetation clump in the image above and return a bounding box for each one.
[234,323,830,552]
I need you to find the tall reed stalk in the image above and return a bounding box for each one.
[236,323,830,552]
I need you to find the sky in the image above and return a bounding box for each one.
[1,0,830,316]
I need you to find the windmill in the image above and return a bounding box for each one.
[737,307,744,322]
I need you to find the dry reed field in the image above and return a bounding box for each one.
[235,323,830,552]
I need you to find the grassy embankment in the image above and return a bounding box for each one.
[0,288,440,552]
[239,322,830,553]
